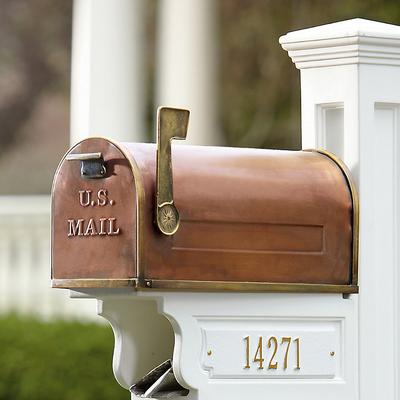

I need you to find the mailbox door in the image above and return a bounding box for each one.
[52,138,138,287]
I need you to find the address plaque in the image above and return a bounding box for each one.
[198,318,341,379]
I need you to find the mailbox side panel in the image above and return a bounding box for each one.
[52,138,137,286]
[127,144,356,291]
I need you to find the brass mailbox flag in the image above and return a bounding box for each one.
[155,107,190,235]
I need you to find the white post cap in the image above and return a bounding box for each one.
[280,18,400,68]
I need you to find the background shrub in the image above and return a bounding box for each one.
[0,315,127,400]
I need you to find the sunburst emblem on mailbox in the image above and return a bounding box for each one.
[157,203,179,235]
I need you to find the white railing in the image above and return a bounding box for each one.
[0,195,100,321]
[0,0,221,323]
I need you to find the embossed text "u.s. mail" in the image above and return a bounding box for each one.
[67,189,120,237]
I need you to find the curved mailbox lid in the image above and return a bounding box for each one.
[51,138,141,287]
[52,138,358,293]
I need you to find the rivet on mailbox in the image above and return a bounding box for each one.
[51,106,358,294]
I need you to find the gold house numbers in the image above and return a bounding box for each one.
[67,189,121,237]
[199,320,338,379]
[244,335,301,371]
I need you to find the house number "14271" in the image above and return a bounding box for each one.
[244,336,301,370]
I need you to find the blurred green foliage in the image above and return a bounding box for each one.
[0,315,127,400]
[219,0,400,150]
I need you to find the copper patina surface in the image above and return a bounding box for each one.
[52,138,136,280]
[52,138,355,291]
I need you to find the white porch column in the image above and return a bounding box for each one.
[156,0,223,145]
[70,0,147,144]
[281,18,400,400]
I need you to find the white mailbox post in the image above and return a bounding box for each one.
[62,18,400,400]
[281,18,400,400]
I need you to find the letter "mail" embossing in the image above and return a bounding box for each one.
[68,219,84,236]
[67,218,121,237]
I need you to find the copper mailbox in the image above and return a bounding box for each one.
[52,108,358,293]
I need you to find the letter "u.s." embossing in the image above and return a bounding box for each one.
[97,189,108,206]
[79,190,92,207]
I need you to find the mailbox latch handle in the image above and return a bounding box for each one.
[155,107,190,235]
[65,152,106,179]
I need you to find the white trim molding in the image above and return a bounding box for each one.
[280,18,400,68]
